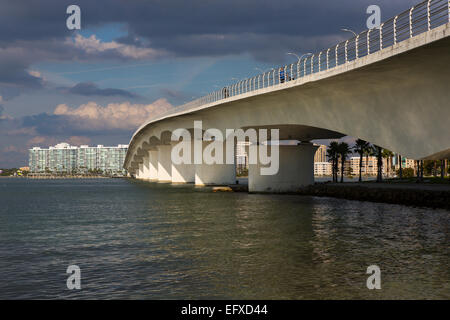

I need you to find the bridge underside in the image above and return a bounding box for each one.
[126,25,450,191]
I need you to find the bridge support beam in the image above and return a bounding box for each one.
[249,142,318,193]
[148,150,159,181]
[136,163,144,180]
[157,145,172,182]
[171,141,195,184]
[142,155,150,180]
[195,141,236,186]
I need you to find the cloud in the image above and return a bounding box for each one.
[69,34,165,60]
[52,98,172,131]
[63,82,138,98]
[0,0,418,92]
[67,136,91,146]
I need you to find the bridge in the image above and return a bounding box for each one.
[124,0,450,192]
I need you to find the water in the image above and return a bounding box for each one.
[0,178,448,299]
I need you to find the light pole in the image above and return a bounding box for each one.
[287,52,301,63]
[287,52,313,63]
[341,28,357,37]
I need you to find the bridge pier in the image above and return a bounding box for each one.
[148,150,159,181]
[157,145,172,182]
[248,142,318,193]
[195,141,236,186]
[171,141,195,184]
[137,163,144,180]
[142,155,150,180]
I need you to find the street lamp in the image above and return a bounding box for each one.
[287,52,301,63]
[287,52,313,63]
[341,28,357,37]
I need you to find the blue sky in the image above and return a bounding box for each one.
[0,0,417,167]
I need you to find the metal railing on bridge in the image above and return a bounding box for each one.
[153,0,450,121]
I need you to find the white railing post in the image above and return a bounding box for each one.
[410,7,414,38]
[290,64,293,80]
[318,52,322,71]
[310,55,314,74]
[427,0,431,31]
[380,23,384,49]
[303,57,307,76]
[335,44,339,66]
[297,61,300,79]
[345,40,349,63]
[326,48,330,69]
[272,69,275,86]
[394,15,398,44]
[355,35,359,58]
[367,29,371,54]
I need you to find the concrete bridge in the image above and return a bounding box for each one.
[124,0,450,192]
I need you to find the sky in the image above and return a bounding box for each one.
[0,0,418,167]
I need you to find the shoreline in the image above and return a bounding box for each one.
[296,182,450,210]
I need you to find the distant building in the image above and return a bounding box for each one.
[348,156,389,176]
[314,162,332,176]
[19,167,30,172]
[236,141,250,167]
[29,142,128,175]
[314,144,327,163]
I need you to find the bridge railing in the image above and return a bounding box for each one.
[149,0,449,123]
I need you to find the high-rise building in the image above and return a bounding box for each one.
[29,143,128,175]
[348,156,389,176]
[314,162,332,176]
[314,144,327,163]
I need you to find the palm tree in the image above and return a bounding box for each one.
[353,139,370,182]
[382,149,394,178]
[327,141,339,182]
[337,142,351,183]
[373,145,383,182]
[397,154,403,179]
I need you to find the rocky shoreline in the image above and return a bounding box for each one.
[297,183,450,210]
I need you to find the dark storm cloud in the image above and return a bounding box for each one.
[0,0,417,42]
[62,82,138,98]
[0,0,417,50]
[0,0,417,89]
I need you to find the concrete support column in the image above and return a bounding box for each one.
[195,141,236,186]
[171,141,195,184]
[157,145,172,182]
[142,155,150,180]
[137,162,144,180]
[148,150,158,181]
[249,142,318,193]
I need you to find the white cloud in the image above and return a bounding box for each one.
[69,34,165,59]
[53,98,172,130]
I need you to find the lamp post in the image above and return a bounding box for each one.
[341,28,357,37]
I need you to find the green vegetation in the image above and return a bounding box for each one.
[0,168,28,176]
[396,167,414,178]
[353,139,371,182]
